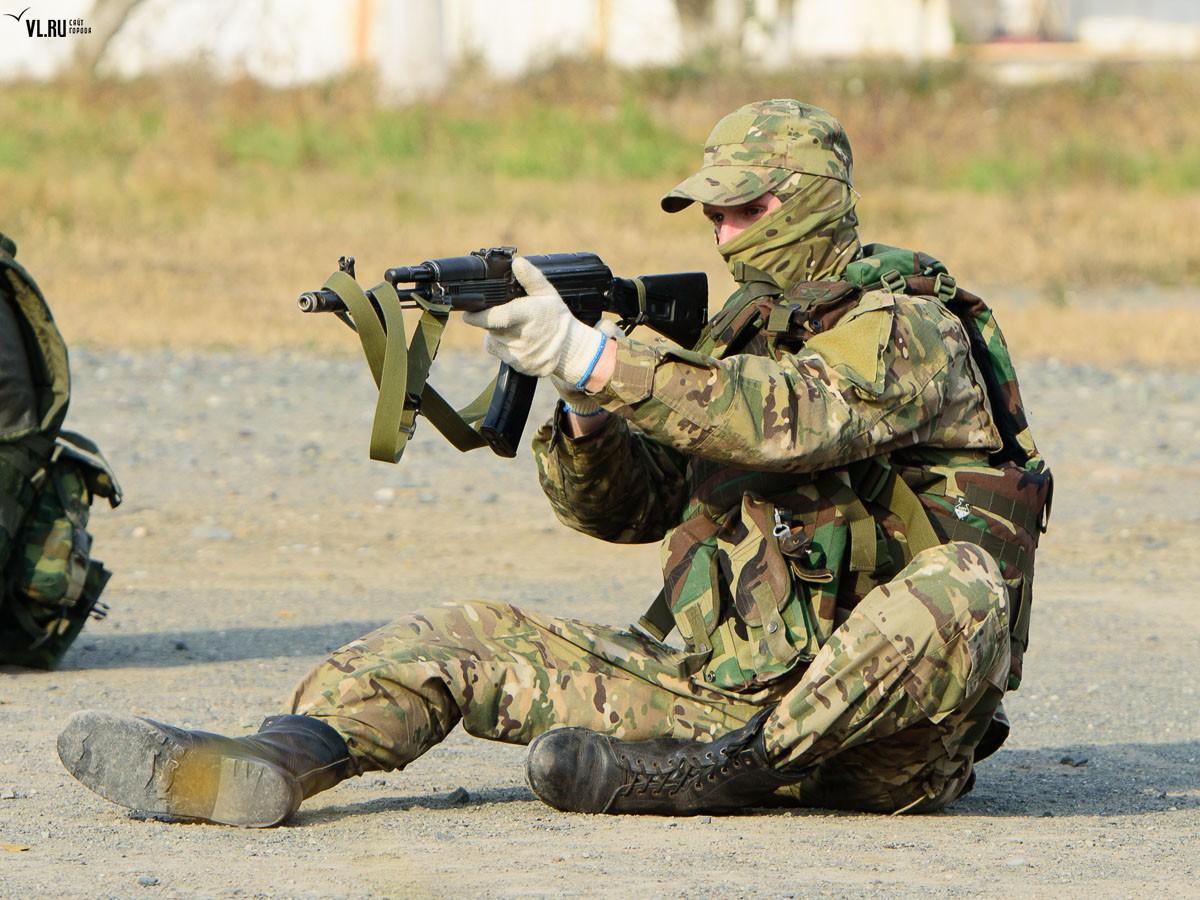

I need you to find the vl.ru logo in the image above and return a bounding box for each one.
[5,6,92,36]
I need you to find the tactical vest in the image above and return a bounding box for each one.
[0,233,122,668]
[638,244,1051,694]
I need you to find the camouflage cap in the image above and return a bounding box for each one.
[661,99,854,213]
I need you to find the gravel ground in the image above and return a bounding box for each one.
[0,345,1197,898]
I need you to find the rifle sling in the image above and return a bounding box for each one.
[637,588,675,642]
[322,271,497,462]
[418,382,495,452]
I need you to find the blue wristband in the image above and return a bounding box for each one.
[574,332,609,390]
[562,402,605,418]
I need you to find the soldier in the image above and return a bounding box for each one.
[60,100,1048,825]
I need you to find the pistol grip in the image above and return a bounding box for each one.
[480,363,537,457]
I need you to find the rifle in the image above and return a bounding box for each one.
[298,247,707,462]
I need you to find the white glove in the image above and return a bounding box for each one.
[462,257,606,384]
[552,319,626,415]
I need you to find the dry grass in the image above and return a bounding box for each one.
[996,305,1200,369]
[3,63,1198,367]
[11,181,1195,369]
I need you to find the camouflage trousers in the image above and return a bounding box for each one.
[289,541,1010,813]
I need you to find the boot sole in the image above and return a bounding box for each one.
[57,711,299,827]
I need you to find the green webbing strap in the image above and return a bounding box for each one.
[731,261,775,287]
[325,271,412,462]
[395,301,444,442]
[933,272,957,303]
[712,265,781,329]
[367,283,414,462]
[324,272,498,462]
[766,304,795,335]
[847,508,877,573]
[637,588,676,642]
[417,382,494,452]
[683,605,712,655]
[814,473,879,574]
[847,458,941,564]
[763,303,798,358]
[879,269,907,294]
[876,467,941,559]
[740,282,783,305]
[632,277,649,326]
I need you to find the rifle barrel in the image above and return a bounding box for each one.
[297,289,344,313]
[298,289,427,314]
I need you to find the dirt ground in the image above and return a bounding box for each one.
[1,344,1197,898]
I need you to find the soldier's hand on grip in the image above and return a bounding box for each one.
[463,257,607,384]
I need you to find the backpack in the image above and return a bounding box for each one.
[837,245,1052,690]
[0,233,121,669]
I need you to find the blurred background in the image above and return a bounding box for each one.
[1,0,1198,364]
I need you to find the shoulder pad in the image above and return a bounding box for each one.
[802,290,895,394]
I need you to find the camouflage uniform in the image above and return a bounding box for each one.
[290,101,1018,813]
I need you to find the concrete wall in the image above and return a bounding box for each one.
[981,0,1200,49]
[1,0,1195,92]
[1072,0,1200,54]
[0,0,953,91]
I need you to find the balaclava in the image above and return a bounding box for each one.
[661,99,861,288]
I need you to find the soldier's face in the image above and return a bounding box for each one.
[702,192,782,245]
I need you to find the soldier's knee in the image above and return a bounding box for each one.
[382,599,531,651]
[862,541,1010,686]
[905,541,1007,623]
[421,598,517,631]
[892,542,1012,701]
[392,599,503,630]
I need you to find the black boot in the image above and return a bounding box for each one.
[57,710,356,827]
[525,709,800,815]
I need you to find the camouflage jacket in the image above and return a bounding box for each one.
[532,252,1003,696]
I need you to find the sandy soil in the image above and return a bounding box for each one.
[1,347,1197,898]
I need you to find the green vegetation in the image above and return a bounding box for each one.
[3,61,1197,193]
[0,76,692,181]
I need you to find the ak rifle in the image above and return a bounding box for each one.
[299,246,707,461]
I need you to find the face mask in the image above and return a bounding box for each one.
[718,175,861,289]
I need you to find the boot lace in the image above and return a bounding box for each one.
[612,733,756,800]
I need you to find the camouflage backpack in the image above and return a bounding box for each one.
[839,244,1052,690]
[0,233,121,669]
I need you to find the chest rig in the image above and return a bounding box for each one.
[638,245,1051,694]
